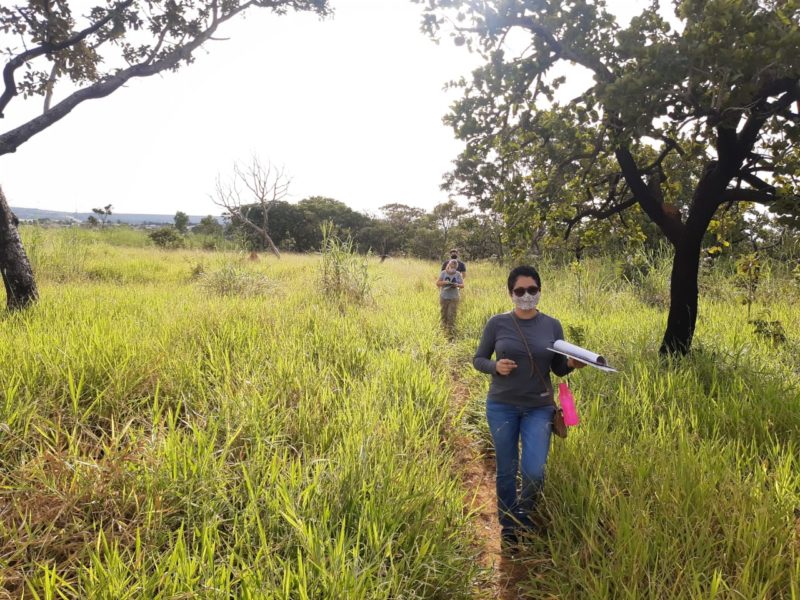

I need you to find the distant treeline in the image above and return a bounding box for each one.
[214,196,505,261]
[209,195,800,266]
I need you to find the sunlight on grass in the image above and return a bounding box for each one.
[1,227,799,598]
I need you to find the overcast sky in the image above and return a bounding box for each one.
[1,0,645,218]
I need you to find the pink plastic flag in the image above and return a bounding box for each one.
[558,382,580,427]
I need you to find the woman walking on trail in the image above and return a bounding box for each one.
[473,265,585,548]
[437,259,464,337]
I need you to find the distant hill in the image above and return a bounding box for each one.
[10,207,221,225]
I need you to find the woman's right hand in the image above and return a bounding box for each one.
[495,359,517,375]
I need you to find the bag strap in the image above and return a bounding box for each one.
[508,312,556,407]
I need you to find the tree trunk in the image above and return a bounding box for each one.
[262,230,281,258]
[0,186,38,310]
[660,233,703,355]
[529,222,545,256]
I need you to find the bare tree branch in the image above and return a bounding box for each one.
[719,188,781,206]
[641,136,685,175]
[212,156,288,258]
[564,196,638,239]
[739,172,776,192]
[42,61,58,114]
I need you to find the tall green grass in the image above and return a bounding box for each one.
[2,227,799,598]
[2,230,475,598]
[458,258,800,599]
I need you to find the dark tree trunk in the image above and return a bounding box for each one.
[0,186,38,310]
[658,177,720,355]
[660,234,702,355]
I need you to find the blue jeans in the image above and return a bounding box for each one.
[486,399,554,531]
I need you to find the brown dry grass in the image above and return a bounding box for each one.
[0,427,162,597]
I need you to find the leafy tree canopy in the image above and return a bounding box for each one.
[174,211,189,233]
[0,0,331,155]
[193,214,223,237]
[292,196,370,249]
[416,0,800,353]
[380,203,426,228]
[418,0,800,237]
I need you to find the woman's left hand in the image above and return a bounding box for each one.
[567,358,587,369]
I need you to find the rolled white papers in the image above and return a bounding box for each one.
[547,339,618,373]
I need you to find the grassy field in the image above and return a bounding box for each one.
[2,226,799,598]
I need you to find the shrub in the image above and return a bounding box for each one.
[750,314,787,345]
[188,261,205,280]
[196,263,272,297]
[319,221,371,305]
[148,227,185,249]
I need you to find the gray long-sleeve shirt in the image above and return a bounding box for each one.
[438,270,463,300]
[473,311,573,407]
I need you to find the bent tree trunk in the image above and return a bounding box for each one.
[0,185,38,310]
[660,233,704,355]
[262,230,281,259]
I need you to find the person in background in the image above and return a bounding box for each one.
[441,248,466,280]
[472,265,585,549]
[437,259,464,337]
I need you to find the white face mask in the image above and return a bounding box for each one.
[446,268,456,275]
[512,291,540,311]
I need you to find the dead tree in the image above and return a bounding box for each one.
[213,157,288,258]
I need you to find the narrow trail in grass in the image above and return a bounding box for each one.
[450,379,528,600]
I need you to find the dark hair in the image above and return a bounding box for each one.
[507,265,541,293]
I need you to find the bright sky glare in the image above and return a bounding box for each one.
[1,0,647,218]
